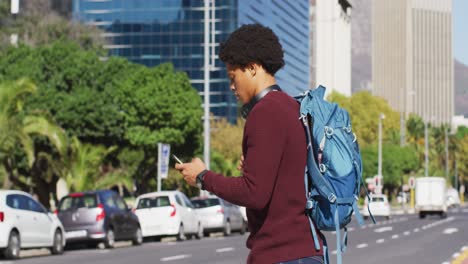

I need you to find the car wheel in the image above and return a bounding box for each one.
[177,224,186,241]
[50,229,64,255]
[223,221,232,236]
[419,213,426,219]
[132,227,143,246]
[195,223,203,240]
[3,231,20,259]
[240,220,247,235]
[104,228,115,249]
[441,212,447,219]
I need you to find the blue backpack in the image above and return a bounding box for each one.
[295,86,375,264]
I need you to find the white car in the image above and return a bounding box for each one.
[134,191,203,240]
[446,188,461,208]
[362,194,391,220]
[191,196,246,236]
[0,190,66,259]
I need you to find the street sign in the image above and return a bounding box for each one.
[409,176,416,189]
[158,143,170,180]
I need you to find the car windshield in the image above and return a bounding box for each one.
[137,196,170,209]
[372,197,386,202]
[59,195,97,211]
[191,198,220,208]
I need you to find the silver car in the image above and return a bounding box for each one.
[191,196,246,236]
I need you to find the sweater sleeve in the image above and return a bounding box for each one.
[202,100,287,210]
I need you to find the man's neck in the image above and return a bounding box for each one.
[254,76,277,96]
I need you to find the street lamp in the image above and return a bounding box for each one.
[10,0,19,46]
[377,113,385,194]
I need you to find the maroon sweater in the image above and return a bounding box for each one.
[203,90,323,263]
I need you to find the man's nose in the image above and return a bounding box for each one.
[230,83,235,91]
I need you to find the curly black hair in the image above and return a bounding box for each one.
[219,24,285,75]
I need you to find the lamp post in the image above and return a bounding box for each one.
[377,113,385,194]
[424,119,429,177]
[10,0,19,46]
[203,0,211,171]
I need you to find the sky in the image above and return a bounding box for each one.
[454,0,468,65]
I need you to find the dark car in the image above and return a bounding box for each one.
[56,190,142,248]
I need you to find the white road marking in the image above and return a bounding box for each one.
[216,247,234,253]
[452,252,460,258]
[392,234,399,239]
[403,231,410,236]
[356,243,368,249]
[443,228,458,235]
[376,239,385,244]
[374,226,393,233]
[413,228,420,232]
[161,254,192,262]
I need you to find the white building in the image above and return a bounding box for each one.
[313,0,352,98]
[372,0,454,125]
[452,115,468,132]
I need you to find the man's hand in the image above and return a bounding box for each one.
[175,157,207,187]
[237,155,244,172]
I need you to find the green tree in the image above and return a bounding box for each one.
[210,117,244,176]
[328,91,400,146]
[0,42,204,198]
[0,79,67,207]
[64,137,132,192]
[361,144,418,195]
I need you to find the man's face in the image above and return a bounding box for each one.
[227,64,256,104]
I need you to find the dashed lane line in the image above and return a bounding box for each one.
[160,254,192,262]
[216,247,235,253]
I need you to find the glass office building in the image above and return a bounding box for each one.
[73,0,309,122]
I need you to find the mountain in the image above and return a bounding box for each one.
[455,59,468,116]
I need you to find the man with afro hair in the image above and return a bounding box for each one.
[177,24,324,264]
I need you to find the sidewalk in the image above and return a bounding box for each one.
[451,246,468,264]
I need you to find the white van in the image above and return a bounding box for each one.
[415,177,447,218]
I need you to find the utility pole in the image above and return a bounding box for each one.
[10,0,19,46]
[203,0,211,171]
[400,112,406,146]
[377,113,385,194]
[445,127,449,180]
[424,119,429,177]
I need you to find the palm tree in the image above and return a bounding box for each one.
[0,79,67,190]
[64,137,132,193]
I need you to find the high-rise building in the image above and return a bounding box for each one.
[312,0,352,97]
[72,0,310,122]
[372,0,453,125]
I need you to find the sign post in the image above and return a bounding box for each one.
[409,176,416,208]
[157,143,170,192]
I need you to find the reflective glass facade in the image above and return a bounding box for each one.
[73,0,309,121]
[238,0,310,94]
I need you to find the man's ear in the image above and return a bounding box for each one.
[247,63,259,77]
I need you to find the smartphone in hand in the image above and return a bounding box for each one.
[172,154,183,164]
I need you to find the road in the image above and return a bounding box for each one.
[1,207,467,264]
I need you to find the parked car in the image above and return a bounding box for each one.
[446,188,461,208]
[396,191,409,204]
[56,190,142,248]
[0,190,65,259]
[191,195,246,236]
[362,194,391,220]
[134,191,203,241]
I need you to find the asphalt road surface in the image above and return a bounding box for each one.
[1,207,467,264]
